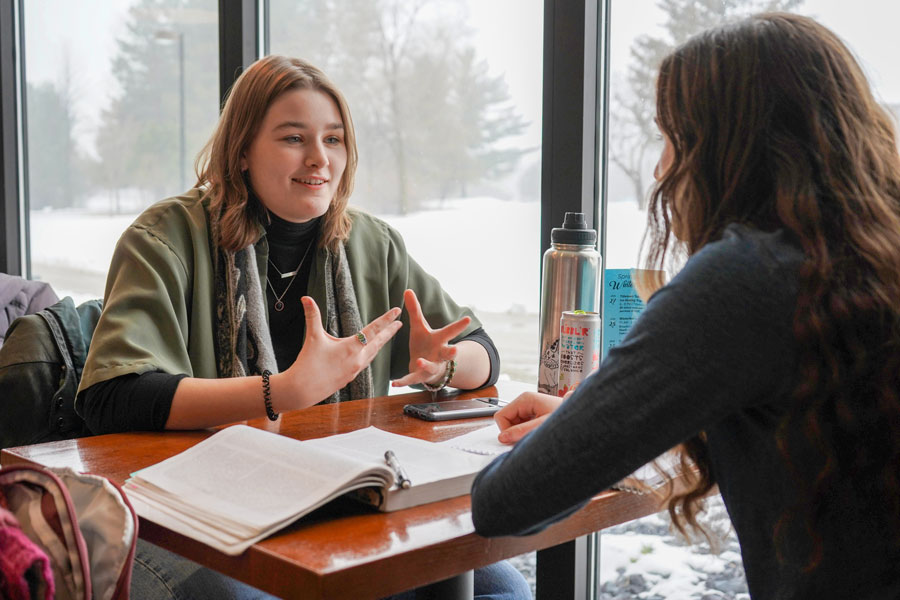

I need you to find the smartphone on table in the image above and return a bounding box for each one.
[403,397,502,421]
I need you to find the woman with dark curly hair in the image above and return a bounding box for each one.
[472,12,900,599]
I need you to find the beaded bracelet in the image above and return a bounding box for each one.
[261,369,279,421]
[422,359,457,393]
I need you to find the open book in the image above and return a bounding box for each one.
[123,425,490,555]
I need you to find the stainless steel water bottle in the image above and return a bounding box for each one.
[538,212,601,395]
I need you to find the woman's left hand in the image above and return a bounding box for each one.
[391,289,471,387]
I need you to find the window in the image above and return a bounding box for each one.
[23,0,219,303]
[601,1,900,597]
[269,0,544,385]
[604,0,900,270]
[7,1,897,597]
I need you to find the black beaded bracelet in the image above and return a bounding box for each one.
[261,369,278,421]
[422,359,457,393]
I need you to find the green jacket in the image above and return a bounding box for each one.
[77,189,480,401]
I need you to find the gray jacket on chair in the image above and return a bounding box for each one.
[0,273,59,346]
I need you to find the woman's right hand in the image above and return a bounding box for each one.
[277,297,403,410]
[495,392,565,445]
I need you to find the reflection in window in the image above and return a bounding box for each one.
[24,0,219,302]
[269,0,544,385]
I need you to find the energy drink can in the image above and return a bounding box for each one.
[558,310,601,397]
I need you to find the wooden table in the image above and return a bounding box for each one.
[1,382,670,599]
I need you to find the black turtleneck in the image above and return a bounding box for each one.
[264,212,320,371]
[80,214,500,434]
[262,212,499,380]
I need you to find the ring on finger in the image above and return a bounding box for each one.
[355,331,368,346]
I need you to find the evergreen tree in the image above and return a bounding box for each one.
[94,0,526,213]
[93,0,218,205]
[26,74,87,209]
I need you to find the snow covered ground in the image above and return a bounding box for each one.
[509,493,749,600]
[28,196,648,312]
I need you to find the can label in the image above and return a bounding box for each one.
[538,338,560,396]
[558,311,600,397]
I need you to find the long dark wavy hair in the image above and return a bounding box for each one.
[647,12,900,567]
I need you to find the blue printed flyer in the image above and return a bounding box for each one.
[602,269,657,360]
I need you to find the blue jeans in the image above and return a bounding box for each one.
[383,560,531,600]
[132,540,273,600]
[133,540,531,599]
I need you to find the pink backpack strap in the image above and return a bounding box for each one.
[0,505,55,600]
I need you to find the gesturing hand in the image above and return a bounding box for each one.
[391,288,471,388]
[284,296,402,408]
[495,391,566,445]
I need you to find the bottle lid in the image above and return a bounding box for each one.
[551,212,597,245]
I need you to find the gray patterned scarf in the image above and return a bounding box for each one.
[211,210,373,404]
[319,245,374,403]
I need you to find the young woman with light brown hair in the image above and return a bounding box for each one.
[79,55,494,432]
[472,12,900,599]
[78,55,528,599]
[200,55,354,253]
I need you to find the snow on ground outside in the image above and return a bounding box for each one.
[29,196,649,313]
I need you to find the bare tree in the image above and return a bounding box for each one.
[610,0,805,208]
[271,0,527,214]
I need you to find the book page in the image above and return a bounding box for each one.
[127,425,392,531]
[437,422,511,456]
[440,423,679,493]
[305,427,490,489]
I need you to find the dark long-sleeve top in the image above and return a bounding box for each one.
[471,224,900,600]
[81,210,499,433]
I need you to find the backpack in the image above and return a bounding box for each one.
[0,464,138,600]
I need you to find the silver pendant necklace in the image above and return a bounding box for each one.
[268,261,298,279]
[265,238,315,312]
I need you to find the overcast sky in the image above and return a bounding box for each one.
[611,0,900,103]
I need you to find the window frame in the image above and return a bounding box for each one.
[537,1,609,598]
[0,0,25,276]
